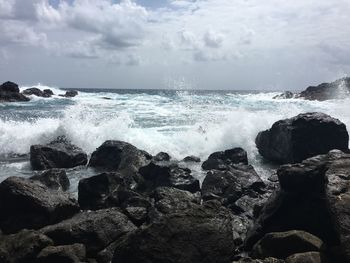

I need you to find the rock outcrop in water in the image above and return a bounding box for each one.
[256,112,349,164]
[59,90,79,97]
[30,136,88,170]
[0,81,30,102]
[23,87,54,98]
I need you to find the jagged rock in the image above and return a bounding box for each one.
[0,229,53,263]
[153,152,171,162]
[78,172,137,210]
[273,91,294,99]
[43,89,54,96]
[41,208,137,257]
[245,151,350,262]
[139,162,200,193]
[0,177,79,234]
[89,140,152,172]
[37,243,86,263]
[298,77,350,101]
[30,169,70,191]
[112,202,241,263]
[202,147,248,170]
[182,155,201,162]
[0,81,30,102]
[286,252,327,263]
[255,112,349,164]
[30,136,88,170]
[252,230,324,259]
[201,164,265,203]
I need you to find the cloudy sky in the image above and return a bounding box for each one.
[0,0,349,90]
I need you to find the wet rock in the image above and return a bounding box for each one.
[298,77,350,101]
[0,176,79,234]
[30,169,70,191]
[112,202,240,263]
[153,152,171,162]
[0,81,30,102]
[139,162,200,193]
[273,91,294,99]
[30,136,88,170]
[59,90,78,97]
[0,229,53,263]
[232,258,284,263]
[78,172,137,210]
[41,208,137,257]
[89,140,152,172]
[255,112,349,164]
[37,243,86,263]
[183,155,201,162]
[23,87,52,98]
[202,147,248,170]
[286,252,327,263]
[201,164,265,203]
[252,230,324,259]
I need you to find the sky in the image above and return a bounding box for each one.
[0,0,349,90]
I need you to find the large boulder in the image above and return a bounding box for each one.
[0,177,79,234]
[298,77,350,101]
[41,208,137,257]
[255,113,349,164]
[0,229,53,263]
[245,150,350,262]
[30,169,70,191]
[78,172,137,210]
[112,202,240,263]
[30,136,88,170]
[0,81,30,102]
[89,140,152,171]
[252,230,324,259]
[202,147,248,170]
[138,162,200,193]
[36,243,86,263]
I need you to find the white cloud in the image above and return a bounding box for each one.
[203,28,224,48]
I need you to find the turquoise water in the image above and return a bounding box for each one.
[1,84,349,193]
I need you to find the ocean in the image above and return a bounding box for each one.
[1,84,350,194]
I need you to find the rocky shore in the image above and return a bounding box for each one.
[0,111,349,263]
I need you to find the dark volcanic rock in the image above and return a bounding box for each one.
[78,172,137,210]
[22,87,52,98]
[273,91,294,99]
[0,177,79,234]
[112,202,240,263]
[286,252,328,263]
[183,155,201,162]
[37,243,86,263]
[30,136,88,170]
[89,140,152,171]
[202,147,248,170]
[232,258,284,263]
[255,112,349,164]
[139,162,200,193]
[41,208,137,257]
[252,230,324,259]
[245,150,350,262]
[153,152,171,162]
[31,169,70,191]
[202,164,265,203]
[0,81,30,102]
[59,90,78,97]
[0,229,53,263]
[298,77,350,101]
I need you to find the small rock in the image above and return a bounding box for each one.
[153,152,171,162]
[182,155,201,163]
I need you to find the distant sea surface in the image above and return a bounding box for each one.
[1,85,349,193]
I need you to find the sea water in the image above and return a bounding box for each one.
[1,84,349,193]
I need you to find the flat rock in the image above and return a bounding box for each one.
[0,176,79,234]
